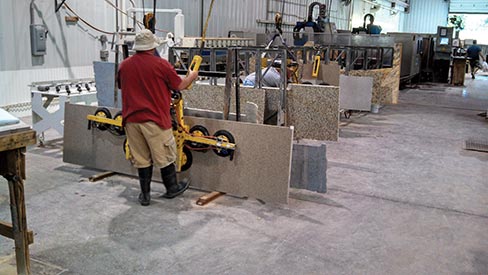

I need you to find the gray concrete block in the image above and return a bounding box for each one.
[290,140,327,193]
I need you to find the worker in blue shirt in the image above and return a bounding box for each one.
[467,40,485,79]
[366,15,382,35]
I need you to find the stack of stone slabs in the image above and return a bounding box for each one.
[63,103,293,204]
[185,84,340,141]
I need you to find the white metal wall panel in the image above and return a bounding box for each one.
[202,0,352,36]
[332,0,354,30]
[0,0,115,71]
[153,0,201,36]
[401,0,449,34]
[351,0,403,33]
[449,0,488,14]
[203,0,276,36]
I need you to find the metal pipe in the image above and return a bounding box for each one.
[30,0,35,25]
[152,0,156,33]
[348,0,354,31]
[234,49,240,121]
[200,0,204,37]
[281,0,285,18]
[224,48,233,120]
[114,0,120,107]
[121,0,127,31]
[126,7,183,14]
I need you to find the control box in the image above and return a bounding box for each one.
[30,24,47,56]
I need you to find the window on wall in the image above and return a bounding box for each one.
[449,0,488,14]
[449,14,488,45]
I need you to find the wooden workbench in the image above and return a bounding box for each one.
[0,123,36,275]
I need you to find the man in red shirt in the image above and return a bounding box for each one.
[118,29,198,206]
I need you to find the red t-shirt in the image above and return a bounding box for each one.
[118,51,182,129]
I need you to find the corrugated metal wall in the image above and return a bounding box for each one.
[401,0,449,34]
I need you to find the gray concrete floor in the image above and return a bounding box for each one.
[1,74,488,274]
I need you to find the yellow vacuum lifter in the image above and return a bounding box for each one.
[86,96,236,173]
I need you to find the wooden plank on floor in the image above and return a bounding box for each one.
[196,191,225,206]
[0,221,34,245]
[88,171,116,182]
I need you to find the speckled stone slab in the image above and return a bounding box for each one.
[181,117,293,204]
[286,84,339,141]
[63,103,293,204]
[182,84,266,123]
[339,75,373,111]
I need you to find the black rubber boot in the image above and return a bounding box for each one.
[161,163,190,199]
[138,166,152,206]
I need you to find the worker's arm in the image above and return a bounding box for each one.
[479,52,486,62]
[177,70,199,90]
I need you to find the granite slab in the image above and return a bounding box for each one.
[180,116,293,204]
[318,62,340,86]
[63,103,293,204]
[339,75,373,111]
[286,84,339,141]
[182,84,266,124]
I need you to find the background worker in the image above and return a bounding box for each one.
[467,40,485,79]
[118,29,199,206]
[243,61,293,87]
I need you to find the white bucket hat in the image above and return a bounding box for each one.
[133,29,162,51]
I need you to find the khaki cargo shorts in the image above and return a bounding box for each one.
[125,121,177,168]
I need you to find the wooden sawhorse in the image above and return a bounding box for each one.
[0,128,36,275]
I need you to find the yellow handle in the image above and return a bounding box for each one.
[186,55,202,89]
[189,55,203,72]
[312,55,320,78]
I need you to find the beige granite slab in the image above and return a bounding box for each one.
[300,61,340,86]
[286,84,339,141]
[63,103,293,204]
[339,75,373,111]
[181,116,293,204]
[318,62,340,86]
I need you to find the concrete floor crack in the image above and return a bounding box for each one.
[328,187,488,220]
